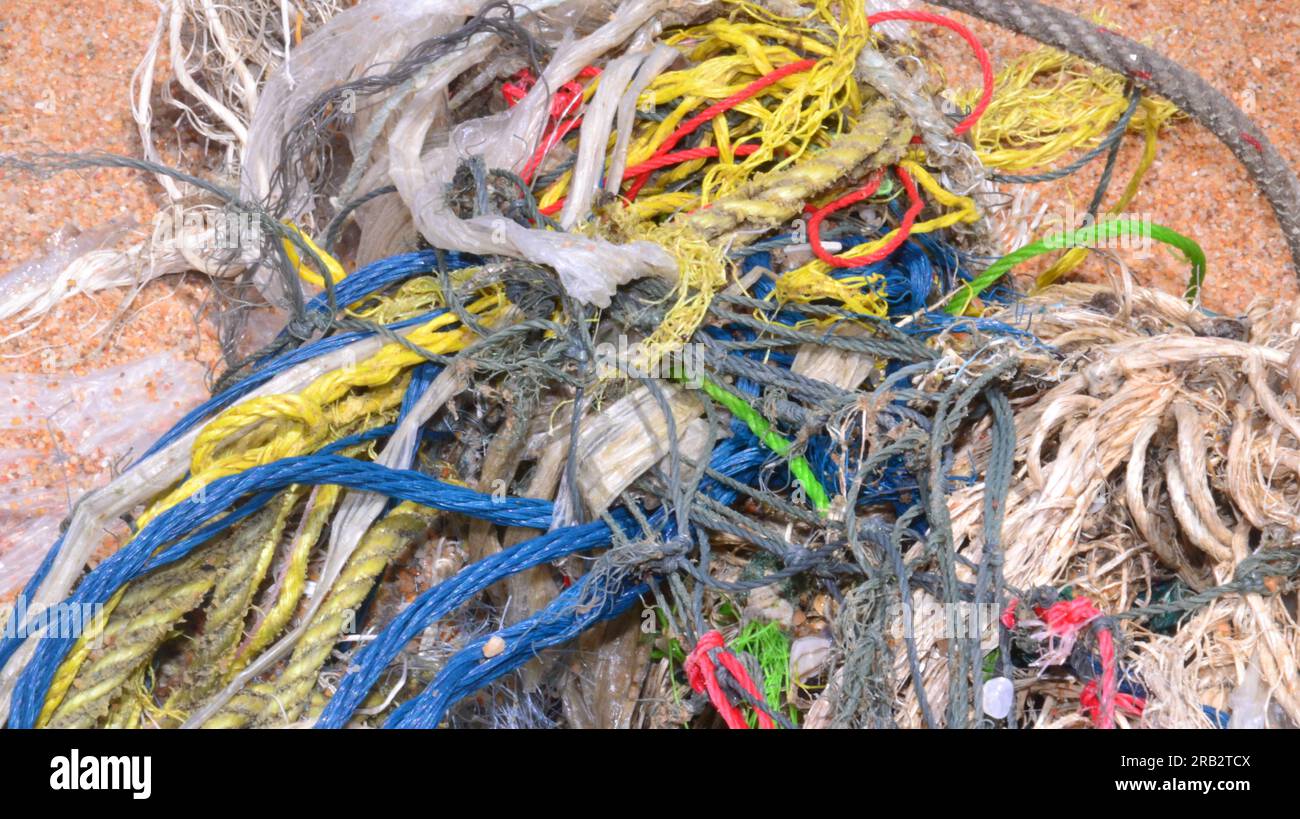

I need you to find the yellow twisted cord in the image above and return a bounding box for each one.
[137,289,507,530]
[227,483,343,679]
[283,223,347,290]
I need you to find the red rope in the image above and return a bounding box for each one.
[1000,597,1020,629]
[1080,680,1145,727]
[1081,625,1145,729]
[684,630,775,729]
[537,144,763,217]
[522,115,584,185]
[626,143,762,177]
[514,66,604,185]
[623,58,818,201]
[1038,597,1101,635]
[806,166,923,268]
[865,10,994,136]
[1093,626,1121,729]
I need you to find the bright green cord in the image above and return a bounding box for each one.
[945,219,1208,315]
[731,621,796,726]
[689,375,831,514]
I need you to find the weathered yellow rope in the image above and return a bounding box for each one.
[679,98,910,239]
[203,501,438,728]
[227,483,343,680]
[42,504,282,727]
[165,488,304,712]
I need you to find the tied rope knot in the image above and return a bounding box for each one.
[605,534,692,576]
[647,534,694,575]
[1005,593,1146,729]
[684,630,774,729]
[286,309,335,343]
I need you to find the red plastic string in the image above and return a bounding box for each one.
[1038,597,1102,636]
[623,58,818,201]
[684,630,775,729]
[625,143,762,177]
[1007,597,1141,728]
[503,65,602,109]
[513,66,604,184]
[1094,626,1120,729]
[536,144,763,217]
[865,10,994,136]
[807,165,922,268]
[521,114,585,184]
[1080,655,1145,729]
[1000,597,1020,629]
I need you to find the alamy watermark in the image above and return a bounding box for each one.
[1038,203,1154,259]
[153,208,263,251]
[594,334,705,385]
[50,749,151,800]
[887,600,1002,641]
[3,596,107,647]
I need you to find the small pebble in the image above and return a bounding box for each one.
[483,635,506,658]
[790,635,832,682]
[982,676,1014,720]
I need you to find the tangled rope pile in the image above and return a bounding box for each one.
[2,0,1299,729]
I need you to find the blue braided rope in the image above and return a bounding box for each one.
[316,434,770,727]
[315,514,633,727]
[4,454,554,727]
[142,250,472,461]
[383,578,649,728]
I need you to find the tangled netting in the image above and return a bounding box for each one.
[2,0,1299,730]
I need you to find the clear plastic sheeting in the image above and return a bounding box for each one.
[0,354,209,598]
[0,219,136,324]
[239,0,477,213]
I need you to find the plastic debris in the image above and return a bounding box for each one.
[1,0,1298,733]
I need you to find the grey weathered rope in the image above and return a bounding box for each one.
[921,356,1019,727]
[699,336,859,404]
[702,466,827,530]
[1116,547,1300,622]
[889,506,936,729]
[712,293,936,360]
[971,387,1014,724]
[1083,89,1135,219]
[706,314,934,364]
[323,184,397,252]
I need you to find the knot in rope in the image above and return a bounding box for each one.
[684,630,774,730]
[286,309,335,342]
